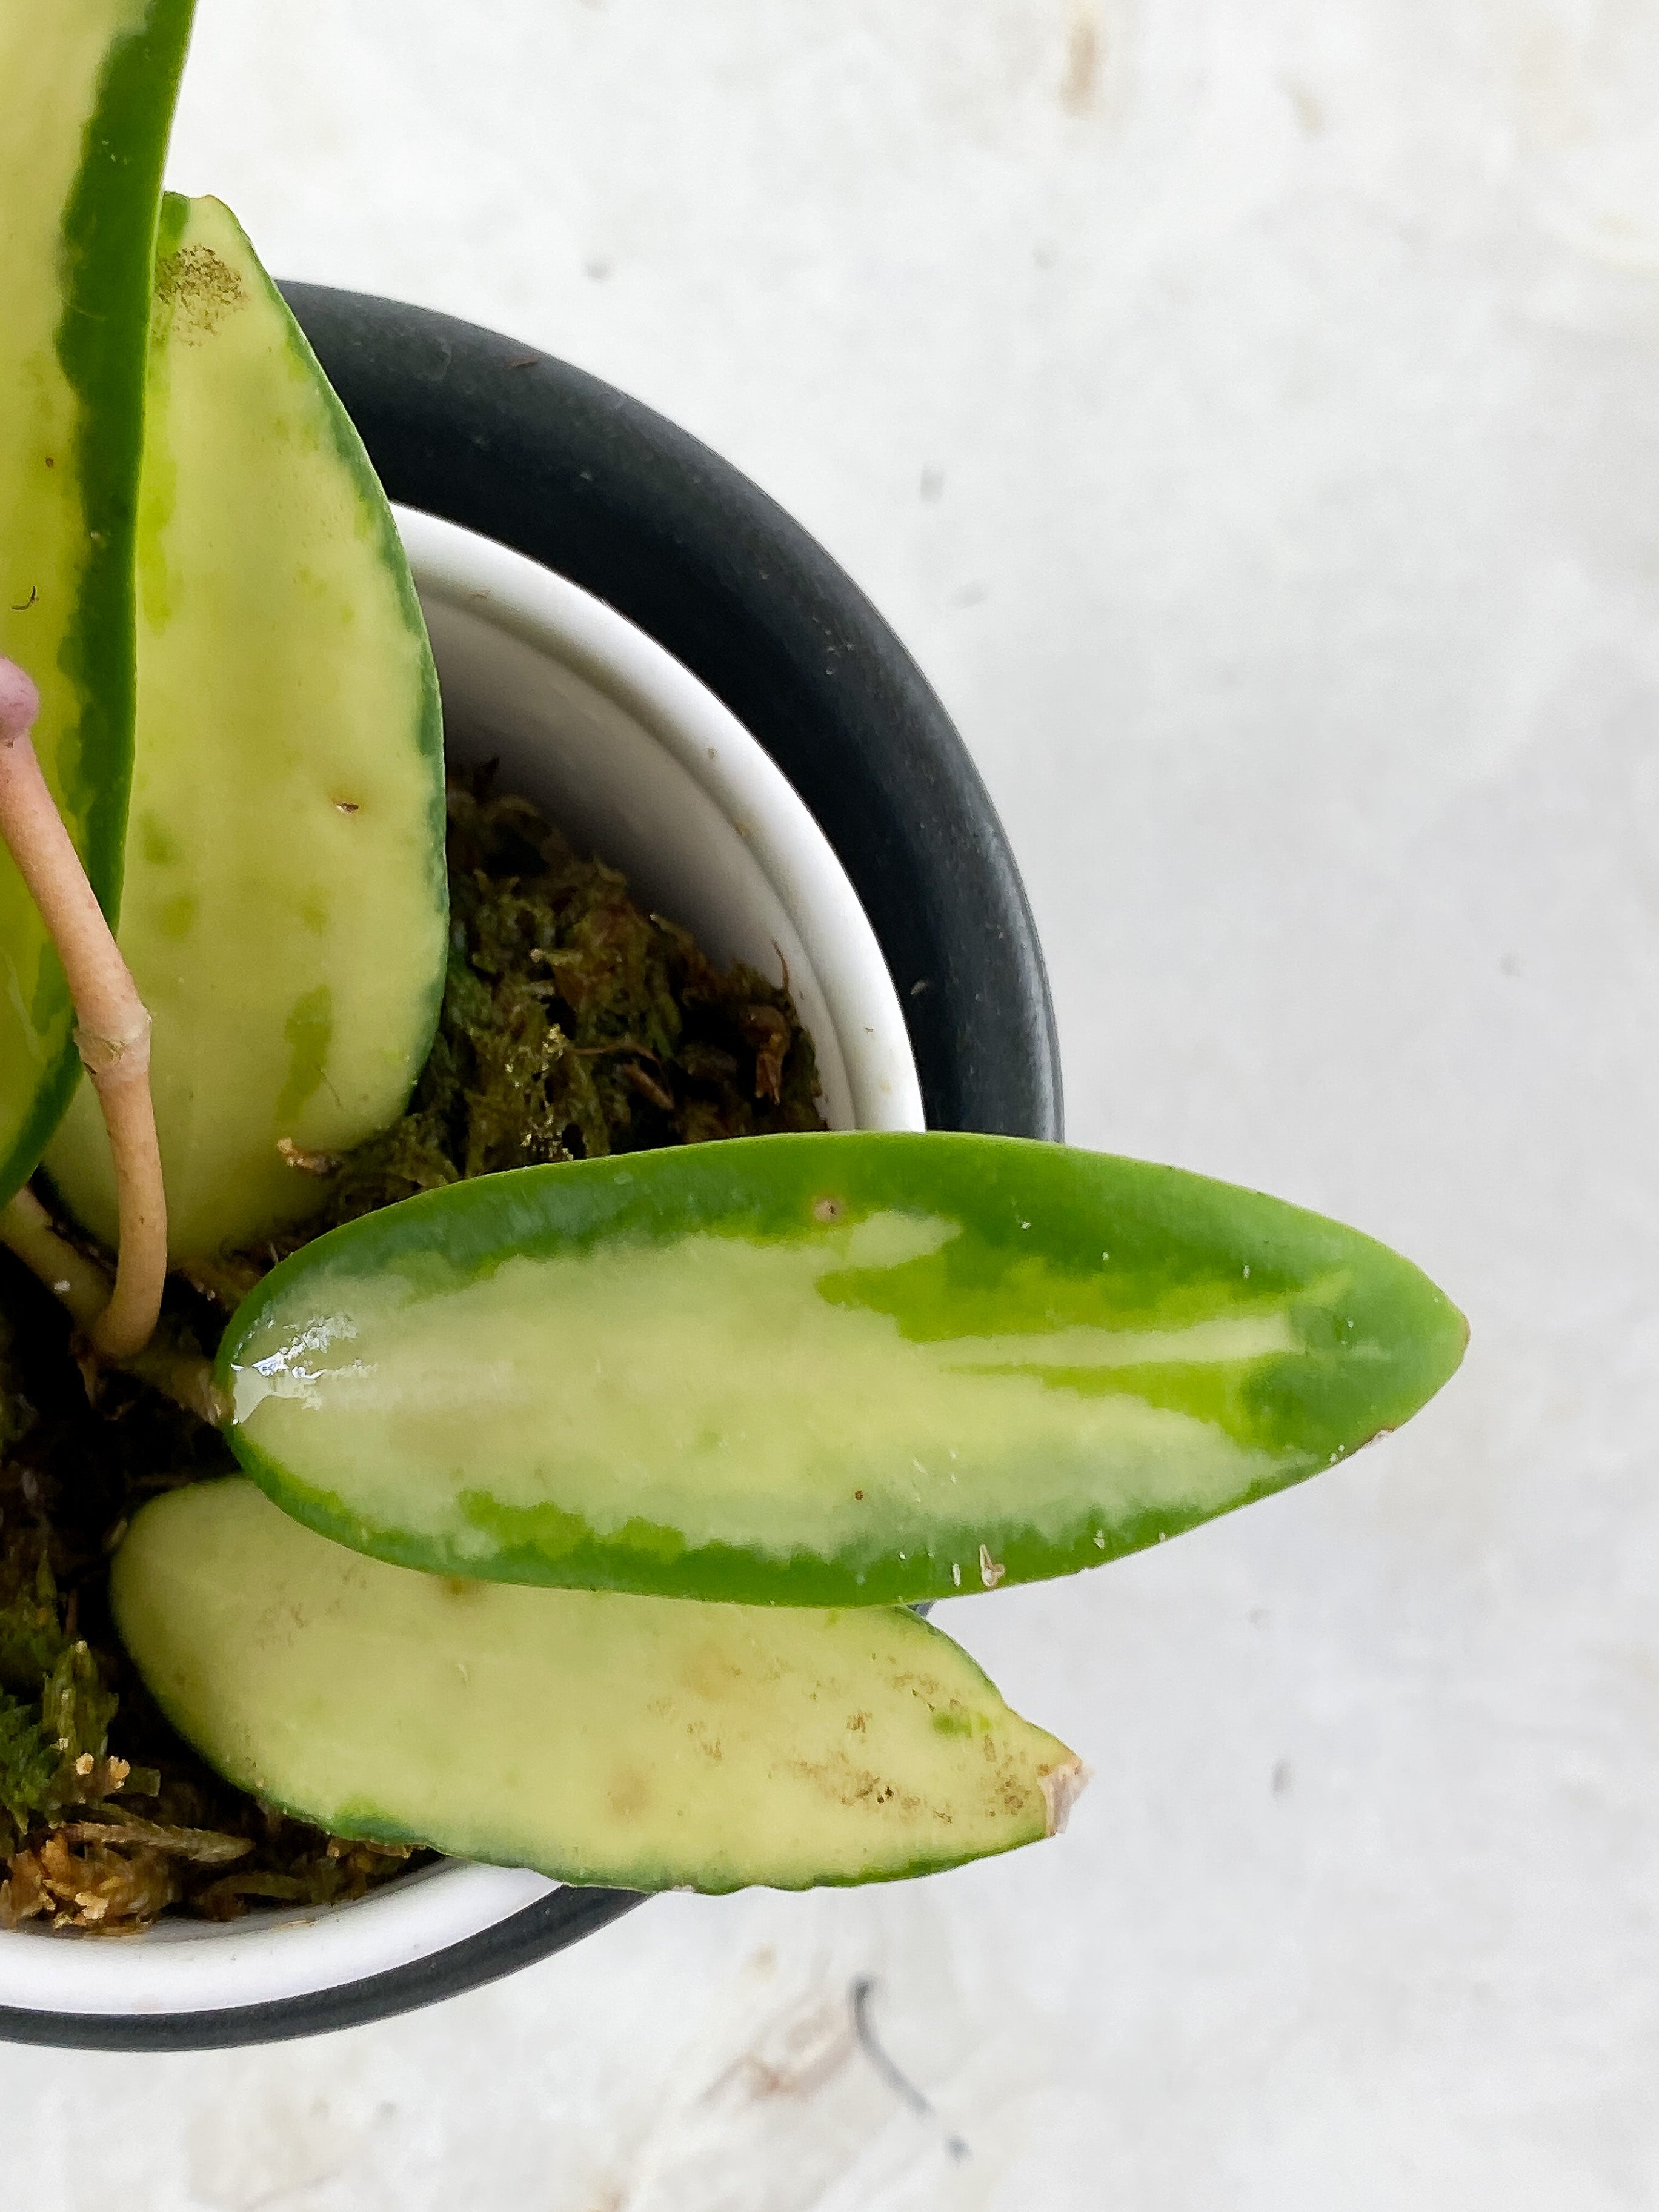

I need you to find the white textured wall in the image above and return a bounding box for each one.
[10,3,1659,2203]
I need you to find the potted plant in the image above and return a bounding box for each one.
[0,0,1462,2050]
[2,433,1034,2045]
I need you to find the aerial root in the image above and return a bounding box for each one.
[0,656,167,1358]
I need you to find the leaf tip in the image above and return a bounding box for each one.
[1039,1755,1090,1837]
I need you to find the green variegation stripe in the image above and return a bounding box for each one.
[44,194,447,1260]
[0,0,194,1207]
[219,1132,1468,1606]
[112,1478,1082,1892]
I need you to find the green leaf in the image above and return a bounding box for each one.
[43,193,447,1261]
[111,1477,1083,1892]
[0,0,195,1208]
[218,1131,1468,1605]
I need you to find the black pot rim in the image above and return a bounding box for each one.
[4,288,1062,2052]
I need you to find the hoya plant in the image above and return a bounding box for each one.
[0,0,1463,1910]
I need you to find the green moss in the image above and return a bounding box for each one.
[278,768,825,1241]
[0,1696,59,1839]
[0,1537,65,1697]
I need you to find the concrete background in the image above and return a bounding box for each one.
[8,1,1659,2202]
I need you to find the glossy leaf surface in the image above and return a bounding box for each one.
[112,1478,1082,1891]
[45,194,447,1261]
[221,1132,1468,1606]
[0,0,194,1207]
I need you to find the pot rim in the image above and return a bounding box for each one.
[279,287,1062,1148]
[1,291,1062,2050]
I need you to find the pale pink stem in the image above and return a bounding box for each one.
[0,656,166,1360]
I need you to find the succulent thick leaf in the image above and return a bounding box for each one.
[45,194,447,1261]
[0,0,194,1207]
[219,1131,1468,1606]
[112,1478,1083,1892]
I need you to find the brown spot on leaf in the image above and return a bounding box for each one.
[607,1767,651,1819]
[681,1640,748,1701]
[155,244,246,341]
[786,1750,924,1819]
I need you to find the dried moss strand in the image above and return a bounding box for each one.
[0,658,166,1360]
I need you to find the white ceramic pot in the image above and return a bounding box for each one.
[0,510,923,2036]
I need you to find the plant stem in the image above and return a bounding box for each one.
[0,656,167,1359]
[0,1184,110,1331]
[0,1189,224,1424]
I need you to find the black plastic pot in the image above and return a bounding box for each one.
[2,291,1061,2051]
